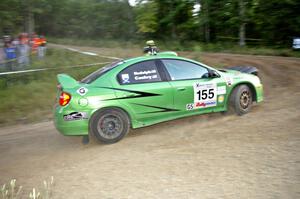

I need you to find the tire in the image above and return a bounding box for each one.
[90,108,130,144]
[229,85,253,115]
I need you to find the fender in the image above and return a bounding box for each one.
[225,81,258,110]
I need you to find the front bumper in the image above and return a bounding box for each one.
[54,104,89,136]
[255,84,264,103]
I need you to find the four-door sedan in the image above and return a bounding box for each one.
[54,51,263,144]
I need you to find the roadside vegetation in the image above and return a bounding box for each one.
[3,1,299,55]
[1,177,54,199]
[50,38,300,58]
[0,48,110,126]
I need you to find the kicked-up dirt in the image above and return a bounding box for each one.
[0,46,299,199]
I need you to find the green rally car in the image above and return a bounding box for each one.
[54,50,263,144]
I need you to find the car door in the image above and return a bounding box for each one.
[114,59,175,124]
[160,59,226,115]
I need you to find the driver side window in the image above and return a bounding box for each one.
[161,59,209,81]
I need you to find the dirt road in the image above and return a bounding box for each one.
[0,47,299,198]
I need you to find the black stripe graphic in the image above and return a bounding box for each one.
[97,87,161,101]
[131,103,180,114]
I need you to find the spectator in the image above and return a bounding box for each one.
[17,33,30,69]
[30,33,39,53]
[11,36,19,48]
[3,35,11,48]
[37,35,47,59]
[4,41,17,71]
[0,43,6,70]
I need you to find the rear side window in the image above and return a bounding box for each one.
[118,60,162,84]
[81,60,123,84]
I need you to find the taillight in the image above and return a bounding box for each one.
[59,92,71,106]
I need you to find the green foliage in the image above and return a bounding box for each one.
[1,0,299,47]
[0,0,23,34]
[135,1,159,34]
[34,0,136,39]
[250,0,300,44]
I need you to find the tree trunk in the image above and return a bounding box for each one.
[26,11,34,34]
[24,0,35,34]
[205,24,210,43]
[203,0,210,43]
[239,0,246,46]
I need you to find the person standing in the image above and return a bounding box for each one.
[17,33,30,69]
[0,43,6,70]
[30,33,39,53]
[4,40,17,71]
[37,35,46,59]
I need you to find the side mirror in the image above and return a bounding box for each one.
[208,70,220,78]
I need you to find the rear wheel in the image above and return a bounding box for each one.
[90,108,130,144]
[229,85,253,115]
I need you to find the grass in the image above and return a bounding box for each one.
[0,48,110,126]
[49,37,300,57]
[49,37,141,49]
[1,177,54,199]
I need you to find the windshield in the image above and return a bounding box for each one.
[81,60,123,84]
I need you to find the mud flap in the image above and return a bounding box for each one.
[82,135,89,144]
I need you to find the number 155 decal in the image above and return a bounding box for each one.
[197,88,214,100]
[193,83,217,109]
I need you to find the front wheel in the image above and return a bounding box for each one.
[229,85,253,115]
[90,108,130,144]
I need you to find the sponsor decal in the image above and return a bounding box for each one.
[195,101,216,107]
[63,112,88,121]
[193,82,217,109]
[217,86,226,95]
[77,87,88,96]
[186,101,217,111]
[134,74,158,81]
[186,103,194,110]
[218,95,225,103]
[133,69,159,81]
[133,70,157,76]
[121,73,130,83]
[225,77,233,86]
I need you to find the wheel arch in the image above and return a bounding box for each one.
[227,82,257,105]
[89,106,133,131]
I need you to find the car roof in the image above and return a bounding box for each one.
[122,51,189,65]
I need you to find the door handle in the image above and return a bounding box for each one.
[177,87,186,91]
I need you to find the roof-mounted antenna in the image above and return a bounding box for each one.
[143,40,159,55]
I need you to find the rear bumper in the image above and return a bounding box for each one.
[54,104,89,136]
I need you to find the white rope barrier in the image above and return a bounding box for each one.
[0,45,122,76]
[65,47,121,60]
[0,61,111,76]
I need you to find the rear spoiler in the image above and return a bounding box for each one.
[228,66,258,76]
[57,74,79,89]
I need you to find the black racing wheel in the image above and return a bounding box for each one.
[229,85,253,115]
[90,108,130,144]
